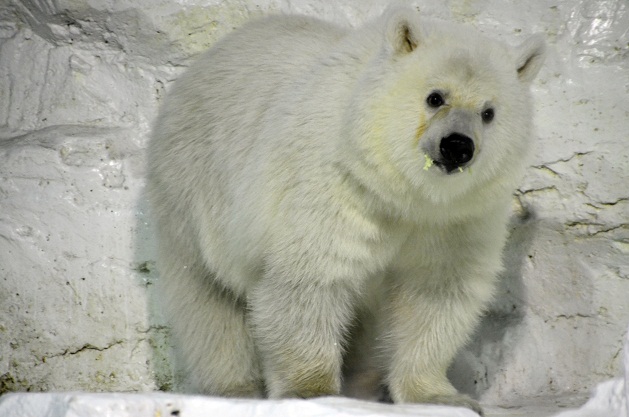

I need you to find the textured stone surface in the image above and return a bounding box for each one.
[0,0,628,412]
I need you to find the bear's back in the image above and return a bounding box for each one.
[149,15,348,190]
[156,14,348,142]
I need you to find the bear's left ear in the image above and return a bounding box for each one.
[384,8,421,54]
[515,34,546,83]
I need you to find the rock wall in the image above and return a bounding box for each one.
[1,0,627,407]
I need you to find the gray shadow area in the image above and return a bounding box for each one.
[133,187,178,392]
[449,200,539,400]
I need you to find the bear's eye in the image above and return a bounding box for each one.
[482,108,495,123]
[426,92,445,108]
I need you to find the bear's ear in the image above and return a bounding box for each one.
[384,8,421,55]
[515,34,546,83]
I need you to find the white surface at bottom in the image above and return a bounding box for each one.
[0,393,480,417]
[0,385,623,417]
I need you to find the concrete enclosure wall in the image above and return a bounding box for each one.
[1,0,628,407]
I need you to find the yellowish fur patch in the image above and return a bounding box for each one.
[423,154,434,171]
[413,112,427,147]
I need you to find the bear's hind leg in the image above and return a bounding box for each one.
[159,257,264,397]
[342,307,386,401]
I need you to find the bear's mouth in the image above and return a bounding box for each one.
[433,160,466,174]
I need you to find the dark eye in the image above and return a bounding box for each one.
[482,108,495,123]
[426,92,445,108]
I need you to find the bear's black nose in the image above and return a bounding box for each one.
[439,133,474,172]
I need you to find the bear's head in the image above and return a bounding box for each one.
[344,8,546,219]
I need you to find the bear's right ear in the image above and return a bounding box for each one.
[384,8,421,55]
[515,34,546,83]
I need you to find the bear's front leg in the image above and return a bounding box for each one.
[249,271,358,398]
[384,272,494,416]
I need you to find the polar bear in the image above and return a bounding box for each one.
[147,6,545,415]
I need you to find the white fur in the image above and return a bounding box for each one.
[147,7,545,414]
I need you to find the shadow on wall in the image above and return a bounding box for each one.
[133,188,179,392]
[449,198,539,401]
